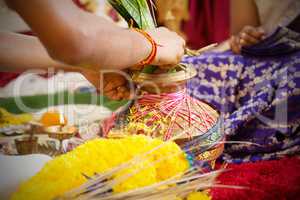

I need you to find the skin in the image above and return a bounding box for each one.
[0,32,77,72]
[81,70,130,100]
[0,31,129,100]
[229,0,266,54]
[4,0,185,69]
[0,0,186,100]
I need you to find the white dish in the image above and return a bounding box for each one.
[0,154,52,199]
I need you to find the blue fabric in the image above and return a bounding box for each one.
[183,29,300,163]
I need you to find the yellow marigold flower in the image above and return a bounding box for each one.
[12,135,189,200]
[113,158,157,193]
[187,191,211,200]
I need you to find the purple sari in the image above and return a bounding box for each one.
[184,27,300,163]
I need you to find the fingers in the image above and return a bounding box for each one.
[161,30,185,65]
[116,86,130,99]
[104,86,130,101]
[105,90,118,100]
[239,26,265,46]
[103,75,126,92]
[148,27,185,66]
[229,36,241,54]
[239,32,259,46]
[242,26,265,39]
[103,73,131,100]
[83,71,130,100]
[117,86,127,92]
[230,26,266,54]
[174,31,186,59]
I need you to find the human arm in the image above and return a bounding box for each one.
[0,31,129,100]
[5,0,185,70]
[229,0,265,54]
[230,0,260,35]
[0,31,78,72]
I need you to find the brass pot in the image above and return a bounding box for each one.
[131,64,197,93]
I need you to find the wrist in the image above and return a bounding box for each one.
[128,29,154,66]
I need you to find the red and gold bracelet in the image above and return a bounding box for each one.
[131,28,158,67]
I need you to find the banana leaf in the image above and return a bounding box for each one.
[108,0,156,30]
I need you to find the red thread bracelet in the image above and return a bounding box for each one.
[132,28,157,67]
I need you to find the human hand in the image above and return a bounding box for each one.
[147,27,185,67]
[230,26,265,54]
[81,70,130,101]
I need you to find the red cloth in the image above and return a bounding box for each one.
[183,0,230,49]
[211,157,300,200]
[0,72,20,87]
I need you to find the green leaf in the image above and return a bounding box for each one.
[141,65,156,73]
[108,0,155,30]
[108,0,158,73]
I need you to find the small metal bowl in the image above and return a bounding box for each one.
[44,125,77,154]
[44,126,77,141]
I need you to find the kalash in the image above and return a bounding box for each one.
[105,64,224,169]
[103,0,225,170]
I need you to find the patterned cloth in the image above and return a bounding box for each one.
[184,28,300,164]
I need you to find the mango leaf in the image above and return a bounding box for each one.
[108,0,156,30]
